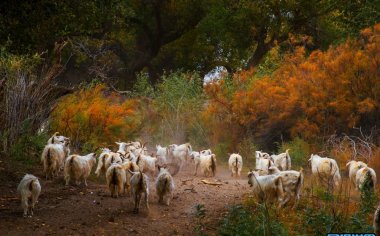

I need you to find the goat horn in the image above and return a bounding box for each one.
[117,151,126,158]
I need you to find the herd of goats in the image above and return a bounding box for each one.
[15,132,380,234]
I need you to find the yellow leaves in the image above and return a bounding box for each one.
[50,84,141,147]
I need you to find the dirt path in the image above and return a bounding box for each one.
[0,161,249,236]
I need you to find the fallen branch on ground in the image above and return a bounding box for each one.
[184,187,197,193]
[201,180,223,186]
[181,178,193,184]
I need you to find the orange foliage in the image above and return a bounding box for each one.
[203,24,380,148]
[50,84,141,149]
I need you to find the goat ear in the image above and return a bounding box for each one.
[115,142,121,145]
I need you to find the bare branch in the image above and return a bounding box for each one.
[325,127,378,162]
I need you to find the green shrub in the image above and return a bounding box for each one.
[213,142,230,163]
[132,72,155,98]
[300,180,377,235]
[279,137,311,168]
[349,180,377,233]
[138,71,206,146]
[236,138,258,169]
[218,204,289,236]
[9,129,49,166]
[193,204,207,236]
[302,206,344,235]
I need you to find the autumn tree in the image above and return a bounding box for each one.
[50,84,141,151]
[204,24,380,149]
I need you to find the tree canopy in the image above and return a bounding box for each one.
[0,0,378,86]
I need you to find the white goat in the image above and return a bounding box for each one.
[309,154,341,189]
[95,148,111,177]
[104,152,123,172]
[156,145,169,164]
[41,140,70,179]
[115,142,128,155]
[355,166,377,191]
[106,163,127,198]
[247,170,285,207]
[256,156,274,176]
[17,174,41,217]
[199,154,217,177]
[129,170,150,214]
[346,160,368,188]
[255,150,270,159]
[167,143,192,170]
[121,160,140,196]
[133,142,149,156]
[268,166,304,208]
[127,141,142,149]
[134,153,157,177]
[190,151,201,176]
[156,166,175,206]
[64,153,97,186]
[270,149,291,171]
[200,149,212,155]
[255,150,273,175]
[116,141,145,156]
[95,149,123,177]
[47,132,69,144]
[228,153,243,177]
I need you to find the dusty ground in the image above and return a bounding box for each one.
[0,159,250,236]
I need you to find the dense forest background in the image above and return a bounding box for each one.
[0,0,379,165]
